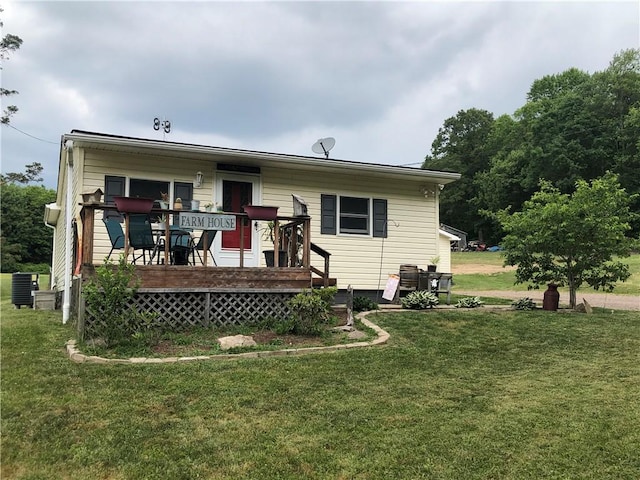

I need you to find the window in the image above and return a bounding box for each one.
[321,194,387,237]
[103,176,191,221]
[340,196,369,234]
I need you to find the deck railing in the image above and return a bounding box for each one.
[79,204,327,275]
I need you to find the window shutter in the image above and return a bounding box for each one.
[104,175,125,220]
[321,194,337,235]
[373,198,387,238]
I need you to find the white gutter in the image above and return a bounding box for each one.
[62,132,462,184]
[63,140,74,324]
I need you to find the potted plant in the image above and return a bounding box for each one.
[204,202,214,213]
[260,221,287,267]
[173,197,183,210]
[427,255,440,272]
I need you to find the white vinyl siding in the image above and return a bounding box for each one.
[261,166,440,290]
[81,150,217,264]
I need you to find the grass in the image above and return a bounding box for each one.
[452,252,640,295]
[3,285,640,478]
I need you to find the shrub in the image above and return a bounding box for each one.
[455,296,485,308]
[83,255,160,346]
[287,287,337,335]
[401,291,439,309]
[353,296,379,313]
[512,297,537,310]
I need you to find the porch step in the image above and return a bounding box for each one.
[312,277,337,287]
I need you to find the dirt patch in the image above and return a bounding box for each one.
[151,308,352,356]
[452,264,516,274]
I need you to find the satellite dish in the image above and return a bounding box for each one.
[312,137,336,159]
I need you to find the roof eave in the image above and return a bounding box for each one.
[61,131,461,184]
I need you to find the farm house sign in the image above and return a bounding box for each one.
[179,213,236,231]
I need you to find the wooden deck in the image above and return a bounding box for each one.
[80,264,312,290]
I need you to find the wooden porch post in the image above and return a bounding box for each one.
[80,205,95,266]
[273,219,280,267]
[302,217,311,269]
[239,216,245,268]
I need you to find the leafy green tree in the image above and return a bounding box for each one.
[1,7,23,125]
[0,162,43,185]
[498,173,636,308]
[423,108,495,238]
[0,181,56,272]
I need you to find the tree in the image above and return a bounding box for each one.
[0,182,56,272]
[1,7,23,124]
[0,162,43,185]
[498,173,636,308]
[422,108,495,239]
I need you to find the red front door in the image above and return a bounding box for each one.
[221,180,252,249]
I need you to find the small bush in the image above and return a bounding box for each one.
[287,287,337,335]
[401,291,439,309]
[353,296,379,313]
[83,255,160,346]
[455,296,485,308]
[512,297,537,310]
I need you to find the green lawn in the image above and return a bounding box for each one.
[452,252,640,295]
[2,292,639,478]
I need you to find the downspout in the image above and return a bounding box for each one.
[63,140,74,324]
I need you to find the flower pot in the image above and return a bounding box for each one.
[205,206,213,213]
[191,199,200,211]
[113,196,154,214]
[427,265,437,272]
[264,250,288,267]
[159,201,170,210]
[243,205,279,221]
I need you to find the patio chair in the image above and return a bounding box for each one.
[192,230,217,266]
[128,214,159,265]
[168,228,195,265]
[103,218,125,261]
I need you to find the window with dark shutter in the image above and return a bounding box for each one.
[320,194,337,235]
[372,198,388,238]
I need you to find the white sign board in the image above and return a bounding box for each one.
[382,274,400,301]
[179,213,236,231]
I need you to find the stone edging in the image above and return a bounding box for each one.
[65,311,390,364]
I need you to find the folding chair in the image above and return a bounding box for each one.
[192,230,217,266]
[128,214,158,264]
[103,218,125,261]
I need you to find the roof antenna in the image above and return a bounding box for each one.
[312,137,335,159]
[153,117,171,140]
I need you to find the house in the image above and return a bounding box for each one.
[45,130,460,327]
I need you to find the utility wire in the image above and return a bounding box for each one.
[4,123,58,145]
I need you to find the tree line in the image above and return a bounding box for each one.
[423,49,640,245]
[1,164,56,273]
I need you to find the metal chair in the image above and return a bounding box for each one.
[169,228,195,265]
[128,214,158,264]
[103,218,125,261]
[192,230,217,266]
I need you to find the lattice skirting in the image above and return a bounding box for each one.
[82,290,297,336]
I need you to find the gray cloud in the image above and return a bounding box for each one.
[2,1,637,187]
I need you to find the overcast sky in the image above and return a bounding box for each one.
[2,1,638,188]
